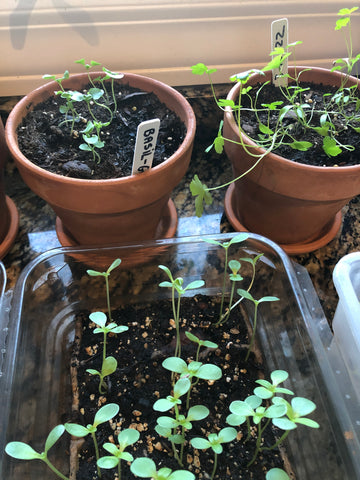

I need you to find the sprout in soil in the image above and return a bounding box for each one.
[86,310,128,394]
[87,258,121,322]
[154,375,209,466]
[97,428,140,479]
[5,425,70,480]
[190,427,238,480]
[162,355,222,410]
[227,370,319,467]
[184,331,218,362]
[158,264,205,358]
[44,60,125,162]
[65,403,120,478]
[237,289,279,361]
[200,233,249,322]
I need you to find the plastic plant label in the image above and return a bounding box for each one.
[271,18,288,87]
[132,118,160,175]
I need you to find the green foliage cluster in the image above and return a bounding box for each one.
[190,7,360,217]
[43,59,124,163]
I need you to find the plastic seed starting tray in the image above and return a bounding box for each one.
[0,233,359,479]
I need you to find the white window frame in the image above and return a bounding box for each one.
[1,0,359,95]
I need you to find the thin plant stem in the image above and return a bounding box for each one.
[105,274,112,322]
[91,432,101,478]
[262,430,290,451]
[211,452,218,480]
[218,280,236,325]
[44,458,70,480]
[218,246,229,321]
[245,302,259,362]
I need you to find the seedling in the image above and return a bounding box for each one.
[184,331,218,362]
[222,253,264,319]
[219,259,243,324]
[227,370,319,467]
[254,370,294,399]
[153,376,192,464]
[86,310,128,393]
[97,428,140,479]
[201,233,249,322]
[87,258,121,322]
[65,403,120,478]
[130,457,195,479]
[155,402,209,466]
[190,427,237,480]
[155,357,218,464]
[159,265,205,358]
[5,425,69,480]
[44,60,125,163]
[237,289,279,361]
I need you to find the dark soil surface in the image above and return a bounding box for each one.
[70,295,288,480]
[240,81,360,167]
[16,82,186,179]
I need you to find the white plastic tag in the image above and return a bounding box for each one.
[132,118,160,175]
[271,18,288,87]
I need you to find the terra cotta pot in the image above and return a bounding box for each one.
[223,67,360,254]
[0,117,18,259]
[5,72,195,247]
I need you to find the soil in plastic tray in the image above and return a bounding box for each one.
[70,294,292,480]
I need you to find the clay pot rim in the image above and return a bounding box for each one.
[225,66,360,173]
[5,71,196,186]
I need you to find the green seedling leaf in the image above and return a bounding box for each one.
[45,425,66,453]
[266,468,291,480]
[191,63,217,76]
[187,405,209,421]
[272,396,320,430]
[88,87,104,100]
[190,437,210,450]
[254,370,294,399]
[118,428,140,447]
[259,123,274,135]
[218,98,236,108]
[101,356,118,376]
[335,16,350,30]
[190,174,213,217]
[323,136,342,156]
[289,141,313,151]
[185,331,218,350]
[65,423,90,437]
[102,67,125,79]
[6,426,69,480]
[90,310,107,327]
[130,457,157,477]
[97,456,120,469]
[230,69,264,83]
[5,442,41,460]
[94,403,120,426]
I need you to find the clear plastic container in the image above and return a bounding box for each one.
[332,252,360,401]
[0,233,359,479]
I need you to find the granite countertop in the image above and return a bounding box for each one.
[1,84,360,323]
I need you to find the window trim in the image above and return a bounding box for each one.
[1,0,359,95]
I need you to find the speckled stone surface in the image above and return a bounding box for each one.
[1,84,360,325]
